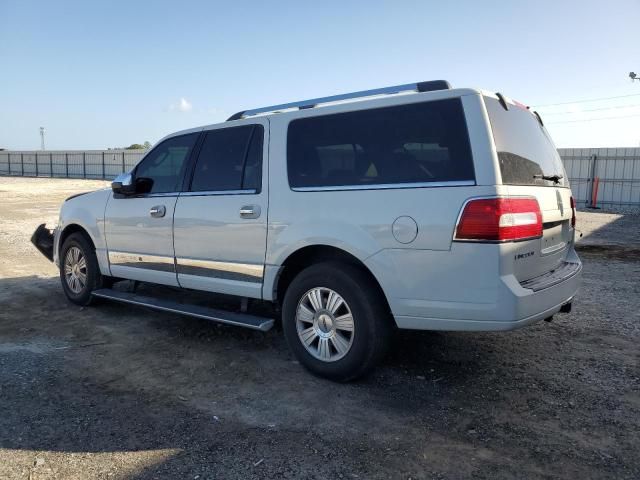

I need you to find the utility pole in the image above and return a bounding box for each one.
[40,127,46,150]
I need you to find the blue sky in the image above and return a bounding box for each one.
[1,0,639,150]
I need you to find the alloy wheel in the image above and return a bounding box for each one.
[295,287,355,362]
[64,246,87,294]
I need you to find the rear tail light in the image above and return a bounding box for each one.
[454,197,543,242]
[570,196,576,228]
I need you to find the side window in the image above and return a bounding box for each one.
[190,125,263,192]
[242,126,264,191]
[287,99,475,188]
[135,133,198,193]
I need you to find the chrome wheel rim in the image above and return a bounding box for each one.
[64,246,87,294]
[295,287,354,362]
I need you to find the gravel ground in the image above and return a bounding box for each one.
[575,209,640,248]
[0,177,638,480]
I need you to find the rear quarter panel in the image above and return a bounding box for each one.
[263,92,499,302]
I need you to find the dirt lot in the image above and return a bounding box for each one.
[0,177,638,480]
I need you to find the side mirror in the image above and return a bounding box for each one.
[112,172,136,195]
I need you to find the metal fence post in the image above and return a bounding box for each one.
[7,153,10,175]
[35,153,39,177]
[102,151,105,179]
[65,153,69,178]
[82,152,86,178]
[21,153,24,176]
[122,152,125,173]
[588,154,598,208]
[49,152,53,177]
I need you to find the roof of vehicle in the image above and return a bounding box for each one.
[160,81,497,143]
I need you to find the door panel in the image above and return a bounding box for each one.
[105,195,179,286]
[173,121,268,299]
[104,131,200,286]
[174,193,267,297]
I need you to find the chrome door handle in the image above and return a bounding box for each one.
[239,205,261,219]
[149,205,166,218]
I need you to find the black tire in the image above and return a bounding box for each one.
[59,232,109,306]
[282,262,392,382]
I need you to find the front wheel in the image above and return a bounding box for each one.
[59,232,108,305]
[282,262,392,382]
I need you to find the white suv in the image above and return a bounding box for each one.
[32,80,581,381]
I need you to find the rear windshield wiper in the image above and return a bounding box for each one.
[534,173,563,184]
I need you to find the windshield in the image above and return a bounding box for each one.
[484,96,568,187]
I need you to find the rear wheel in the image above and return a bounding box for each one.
[59,233,109,305]
[282,262,392,382]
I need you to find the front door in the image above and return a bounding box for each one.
[173,121,268,298]
[104,131,200,286]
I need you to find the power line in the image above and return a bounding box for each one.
[531,93,640,108]
[547,113,640,124]
[542,103,640,115]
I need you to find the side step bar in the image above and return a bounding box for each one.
[92,289,274,332]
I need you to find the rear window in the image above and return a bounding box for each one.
[484,96,567,187]
[287,99,475,189]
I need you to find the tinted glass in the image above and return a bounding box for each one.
[484,96,567,187]
[242,126,263,190]
[191,125,263,192]
[287,99,474,188]
[135,133,198,193]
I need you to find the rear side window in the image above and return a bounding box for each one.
[190,125,263,192]
[484,97,567,187]
[287,99,475,189]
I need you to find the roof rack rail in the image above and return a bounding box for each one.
[226,80,451,121]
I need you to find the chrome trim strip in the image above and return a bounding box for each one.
[176,257,264,283]
[133,192,179,198]
[180,189,257,197]
[291,180,475,192]
[541,241,568,256]
[108,251,176,273]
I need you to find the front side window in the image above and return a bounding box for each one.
[135,133,198,193]
[287,99,474,189]
[190,125,263,192]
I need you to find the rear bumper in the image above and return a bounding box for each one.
[367,245,582,332]
[30,224,55,262]
[394,296,576,331]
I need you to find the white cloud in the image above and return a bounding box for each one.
[168,97,193,112]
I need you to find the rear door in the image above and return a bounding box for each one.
[173,120,268,299]
[484,95,574,282]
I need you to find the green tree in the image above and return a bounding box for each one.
[125,143,145,150]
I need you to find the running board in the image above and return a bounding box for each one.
[92,289,274,332]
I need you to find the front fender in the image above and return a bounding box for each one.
[55,189,111,273]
